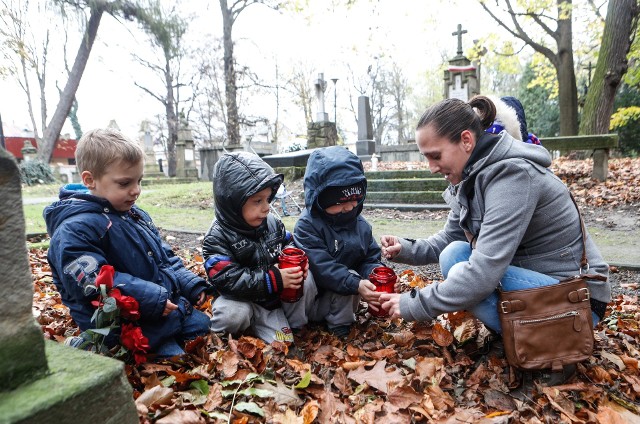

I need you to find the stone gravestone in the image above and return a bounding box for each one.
[0,148,137,423]
[307,73,337,149]
[443,24,479,101]
[356,96,375,156]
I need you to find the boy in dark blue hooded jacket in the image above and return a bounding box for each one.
[45,128,211,360]
[294,146,385,337]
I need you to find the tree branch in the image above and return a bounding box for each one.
[134,82,166,105]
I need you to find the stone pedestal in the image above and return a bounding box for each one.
[356,140,375,156]
[306,121,337,149]
[0,148,137,423]
[176,125,199,179]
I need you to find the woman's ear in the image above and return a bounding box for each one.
[460,130,475,153]
[81,171,95,190]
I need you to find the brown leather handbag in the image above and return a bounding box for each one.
[498,195,607,371]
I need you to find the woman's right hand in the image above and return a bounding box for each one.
[380,235,402,260]
[280,266,303,289]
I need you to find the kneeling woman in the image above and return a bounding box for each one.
[379,95,610,339]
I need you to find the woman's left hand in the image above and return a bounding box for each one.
[380,293,402,319]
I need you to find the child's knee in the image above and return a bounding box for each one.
[210,298,252,333]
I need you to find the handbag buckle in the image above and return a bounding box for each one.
[500,301,511,314]
[578,287,590,301]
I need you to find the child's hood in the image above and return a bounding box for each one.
[213,152,283,233]
[303,146,367,212]
[43,185,106,234]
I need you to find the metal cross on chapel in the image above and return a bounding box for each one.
[452,24,467,56]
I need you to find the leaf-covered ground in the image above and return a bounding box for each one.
[30,158,640,423]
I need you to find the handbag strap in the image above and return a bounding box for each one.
[568,192,589,272]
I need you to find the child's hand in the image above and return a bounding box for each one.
[195,292,206,307]
[358,279,381,310]
[380,235,401,260]
[280,266,304,289]
[380,293,402,319]
[163,299,178,316]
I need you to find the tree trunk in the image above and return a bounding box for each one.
[38,5,104,163]
[556,0,578,136]
[220,0,240,146]
[165,61,178,177]
[579,0,639,135]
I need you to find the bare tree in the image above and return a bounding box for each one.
[218,0,282,146]
[284,63,315,127]
[479,0,579,135]
[579,0,639,134]
[36,0,139,163]
[133,0,191,177]
[192,43,227,144]
[0,0,52,143]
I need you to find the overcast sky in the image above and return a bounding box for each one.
[0,0,504,141]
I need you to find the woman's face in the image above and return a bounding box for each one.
[416,124,475,185]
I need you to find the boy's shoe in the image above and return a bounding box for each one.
[64,335,95,352]
[327,324,352,339]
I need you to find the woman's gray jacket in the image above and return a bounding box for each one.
[395,132,610,322]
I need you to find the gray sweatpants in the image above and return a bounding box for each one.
[308,270,361,330]
[210,272,318,344]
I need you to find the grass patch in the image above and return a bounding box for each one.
[140,182,213,209]
[23,203,48,234]
[21,183,61,198]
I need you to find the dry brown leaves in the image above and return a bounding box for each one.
[31,247,640,423]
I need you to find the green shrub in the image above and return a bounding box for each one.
[19,160,56,186]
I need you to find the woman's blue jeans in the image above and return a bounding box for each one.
[439,241,599,333]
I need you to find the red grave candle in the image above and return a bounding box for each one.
[278,247,308,303]
[368,266,397,317]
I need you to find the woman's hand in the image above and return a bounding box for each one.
[163,299,178,316]
[380,235,402,260]
[380,293,402,319]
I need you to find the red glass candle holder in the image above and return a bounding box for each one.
[278,247,308,303]
[368,266,397,317]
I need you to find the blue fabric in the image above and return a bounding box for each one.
[439,241,600,332]
[44,186,211,355]
[294,147,383,295]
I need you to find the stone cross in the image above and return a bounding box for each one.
[0,149,139,422]
[0,149,49,390]
[452,24,467,57]
[315,73,329,122]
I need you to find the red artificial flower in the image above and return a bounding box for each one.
[109,289,141,321]
[120,323,149,365]
[95,265,115,291]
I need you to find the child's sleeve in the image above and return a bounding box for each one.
[202,226,284,301]
[356,221,383,279]
[293,219,361,295]
[50,219,169,326]
[162,243,211,304]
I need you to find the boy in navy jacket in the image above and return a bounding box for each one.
[294,146,384,337]
[45,128,211,359]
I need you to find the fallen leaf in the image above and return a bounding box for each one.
[135,385,174,407]
[432,322,454,347]
[255,380,304,407]
[348,360,405,394]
